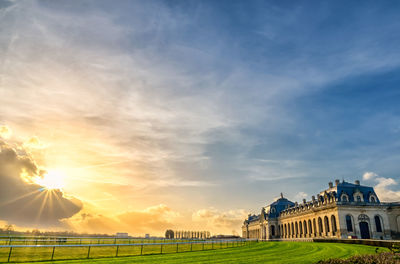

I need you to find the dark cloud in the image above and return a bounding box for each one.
[0,140,82,227]
[0,0,14,10]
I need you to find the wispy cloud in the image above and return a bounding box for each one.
[1,0,400,235]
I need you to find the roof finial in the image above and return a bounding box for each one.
[280,192,283,199]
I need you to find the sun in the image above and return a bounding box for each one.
[36,170,65,190]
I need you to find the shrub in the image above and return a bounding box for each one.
[316,252,400,264]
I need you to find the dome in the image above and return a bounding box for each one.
[265,195,295,218]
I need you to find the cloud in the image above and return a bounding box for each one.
[1,0,400,234]
[363,171,378,180]
[192,207,247,235]
[374,177,400,202]
[23,136,46,149]
[64,204,180,236]
[362,172,400,202]
[0,137,82,227]
[294,192,308,201]
[0,125,11,139]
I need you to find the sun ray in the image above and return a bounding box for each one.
[0,189,41,207]
[34,190,50,223]
[12,190,47,218]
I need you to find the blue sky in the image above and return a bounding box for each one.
[0,0,400,234]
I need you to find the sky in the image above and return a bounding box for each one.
[0,0,400,236]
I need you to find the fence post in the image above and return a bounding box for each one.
[202,242,204,251]
[51,246,55,261]
[7,247,12,263]
[87,246,91,259]
[8,238,11,245]
[212,242,214,249]
[116,245,119,257]
[160,244,163,254]
[140,244,143,255]
[176,243,178,253]
[190,242,192,251]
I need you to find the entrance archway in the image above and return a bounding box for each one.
[359,222,370,239]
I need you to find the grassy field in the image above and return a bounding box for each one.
[0,238,196,246]
[19,242,387,264]
[0,240,245,262]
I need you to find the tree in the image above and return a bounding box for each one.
[4,224,14,234]
[165,229,174,239]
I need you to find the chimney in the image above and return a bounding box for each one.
[355,180,360,185]
[312,195,316,202]
[335,179,340,186]
[328,182,333,188]
[303,199,306,204]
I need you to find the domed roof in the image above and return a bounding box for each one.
[265,194,295,218]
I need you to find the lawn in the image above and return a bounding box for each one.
[19,242,387,264]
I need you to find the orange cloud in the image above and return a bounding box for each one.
[192,207,247,235]
[63,204,180,236]
[23,136,46,149]
[0,125,12,139]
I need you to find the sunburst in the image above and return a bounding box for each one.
[35,170,65,190]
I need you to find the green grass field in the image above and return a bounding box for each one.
[0,240,244,262]
[0,238,195,246]
[19,242,387,264]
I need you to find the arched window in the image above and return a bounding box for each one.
[341,193,349,202]
[295,222,298,236]
[299,221,303,236]
[324,216,330,233]
[303,220,307,236]
[291,223,294,236]
[331,215,337,233]
[375,215,383,232]
[308,219,313,235]
[346,215,353,232]
[357,196,361,202]
[284,224,287,237]
[271,225,275,236]
[313,219,317,235]
[397,216,400,232]
[318,217,323,235]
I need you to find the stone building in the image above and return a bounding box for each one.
[242,180,400,240]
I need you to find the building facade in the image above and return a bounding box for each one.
[242,180,400,240]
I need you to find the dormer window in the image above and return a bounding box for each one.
[271,207,276,214]
[341,193,349,202]
[353,191,364,202]
[369,194,377,203]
